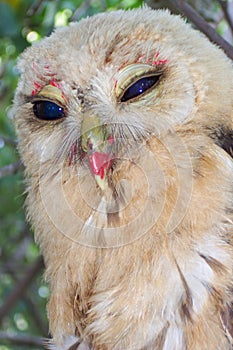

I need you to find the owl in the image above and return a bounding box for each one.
[13,8,233,350]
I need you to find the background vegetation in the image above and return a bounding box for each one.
[0,1,232,349]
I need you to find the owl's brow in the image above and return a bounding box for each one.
[104,33,125,64]
[137,52,168,66]
[31,79,63,96]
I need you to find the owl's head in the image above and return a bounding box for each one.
[13,8,233,248]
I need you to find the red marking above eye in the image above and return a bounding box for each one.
[136,52,168,66]
[118,61,128,71]
[117,53,167,77]
[152,58,168,65]
[31,62,61,96]
[136,54,146,63]
[31,78,64,97]
[49,79,61,89]
[31,82,42,96]
[150,52,168,66]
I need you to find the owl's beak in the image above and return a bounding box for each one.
[81,114,114,191]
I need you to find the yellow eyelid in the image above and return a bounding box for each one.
[33,85,65,105]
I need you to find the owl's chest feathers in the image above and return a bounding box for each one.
[55,230,232,349]
[34,136,233,348]
[21,133,232,348]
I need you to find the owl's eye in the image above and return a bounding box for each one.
[115,63,163,103]
[121,75,160,102]
[33,101,65,120]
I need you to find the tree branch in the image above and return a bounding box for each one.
[0,134,17,147]
[217,0,233,33]
[27,0,47,17]
[170,0,233,60]
[23,294,48,336]
[0,331,47,347]
[0,232,48,335]
[0,256,44,323]
[0,160,23,178]
[71,0,92,21]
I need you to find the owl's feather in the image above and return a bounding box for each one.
[13,8,233,350]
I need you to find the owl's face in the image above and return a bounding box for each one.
[14,8,233,248]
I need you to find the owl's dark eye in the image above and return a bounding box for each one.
[121,75,161,102]
[33,101,65,120]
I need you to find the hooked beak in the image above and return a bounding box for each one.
[81,113,114,190]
